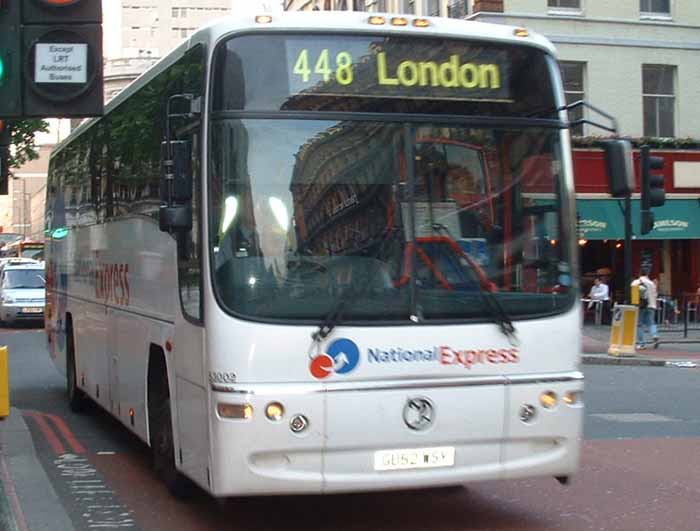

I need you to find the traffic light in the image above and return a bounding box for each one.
[639,145,666,235]
[0,0,103,118]
[0,1,22,117]
[22,0,103,117]
[0,120,10,195]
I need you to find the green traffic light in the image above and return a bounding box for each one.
[0,54,4,85]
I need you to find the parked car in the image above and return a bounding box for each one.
[0,262,45,326]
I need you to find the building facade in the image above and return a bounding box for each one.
[283,0,700,302]
[469,0,700,300]
[103,0,232,102]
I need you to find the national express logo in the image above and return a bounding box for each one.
[309,338,361,379]
[309,338,521,379]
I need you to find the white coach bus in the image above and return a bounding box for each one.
[45,12,629,497]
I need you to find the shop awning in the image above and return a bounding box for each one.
[576,199,700,240]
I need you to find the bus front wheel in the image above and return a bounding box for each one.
[148,364,192,499]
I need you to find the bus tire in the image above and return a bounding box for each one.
[148,357,193,499]
[66,318,89,413]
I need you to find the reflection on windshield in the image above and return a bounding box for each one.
[209,119,572,322]
[3,270,45,289]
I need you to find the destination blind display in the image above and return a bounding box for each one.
[213,34,556,114]
[285,37,513,102]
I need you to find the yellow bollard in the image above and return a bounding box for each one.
[0,346,9,420]
[631,283,640,305]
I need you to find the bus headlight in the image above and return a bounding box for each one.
[539,391,558,409]
[265,402,284,422]
[563,391,582,406]
[217,403,253,420]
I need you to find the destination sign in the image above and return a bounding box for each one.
[213,34,554,115]
[285,37,513,102]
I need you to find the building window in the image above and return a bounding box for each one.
[425,0,440,16]
[560,62,585,136]
[643,64,675,137]
[353,0,386,10]
[399,0,415,14]
[640,0,670,17]
[548,0,582,12]
[447,0,468,18]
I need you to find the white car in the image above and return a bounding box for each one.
[0,262,46,325]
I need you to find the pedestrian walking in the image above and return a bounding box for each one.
[631,266,658,350]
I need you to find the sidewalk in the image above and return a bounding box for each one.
[0,408,74,531]
[582,323,700,367]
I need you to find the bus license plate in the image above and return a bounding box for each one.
[22,307,42,314]
[374,446,455,471]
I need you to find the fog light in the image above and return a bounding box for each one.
[290,414,309,433]
[540,391,558,409]
[519,404,537,423]
[563,391,582,406]
[265,402,284,421]
[217,403,253,420]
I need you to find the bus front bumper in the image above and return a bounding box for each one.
[207,374,583,496]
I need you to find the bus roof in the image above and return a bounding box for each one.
[54,12,555,156]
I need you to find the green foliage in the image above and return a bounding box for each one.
[6,119,49,169]
[572,135,700,150]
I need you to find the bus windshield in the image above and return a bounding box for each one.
[209,119,572,322]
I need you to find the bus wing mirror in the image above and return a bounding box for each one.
[160,140,193,203]
[159,204,192,233]
[604,139,634,197]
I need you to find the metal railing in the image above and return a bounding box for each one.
[653,293,700,340]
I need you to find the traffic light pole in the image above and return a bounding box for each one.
[624,193,632,303]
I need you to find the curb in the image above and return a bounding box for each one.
[582,354,698,367]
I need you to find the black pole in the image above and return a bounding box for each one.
[624,194,633,303]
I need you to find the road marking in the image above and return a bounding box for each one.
[23,411,66,454]
[55,454,137,529]
[590,413,679,423]
[23,410,86,455]
[43,412,87,454]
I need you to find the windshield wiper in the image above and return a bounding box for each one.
[310,228,398,343]
[431,223,518,345]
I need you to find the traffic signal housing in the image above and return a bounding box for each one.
[0,1,22,118]
[0,120,10,195]
[640,145,666,235]
[22,0,103,117]
[0,0,103,118]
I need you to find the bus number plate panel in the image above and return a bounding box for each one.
[374,446,455,471]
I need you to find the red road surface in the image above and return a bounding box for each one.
[87,438,700,531]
